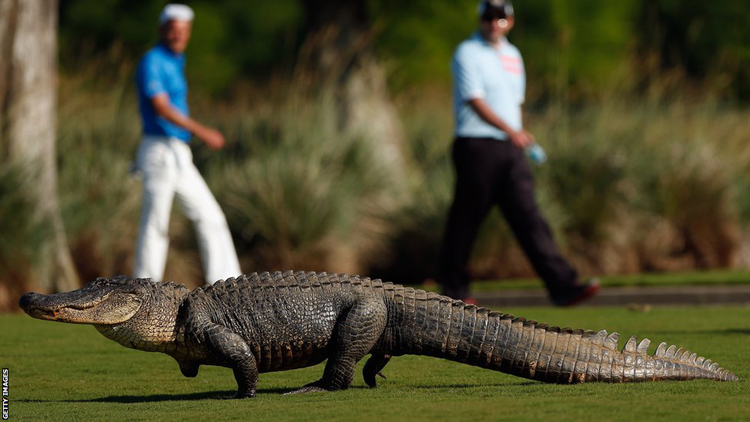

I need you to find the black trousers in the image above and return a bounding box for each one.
[438,137,578,300]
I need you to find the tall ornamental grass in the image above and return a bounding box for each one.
[3,67,749,294]
[208,86,401,274]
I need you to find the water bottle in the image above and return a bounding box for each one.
[526,143,547,164]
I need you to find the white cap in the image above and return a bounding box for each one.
[159,4,194,25]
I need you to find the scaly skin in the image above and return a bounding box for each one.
[19,271,739,398]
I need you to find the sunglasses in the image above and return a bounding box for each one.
[480,12,507,22]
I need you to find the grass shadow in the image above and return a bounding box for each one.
[412,381,535,390]
[18,391,237,403]
[19,386,379,403]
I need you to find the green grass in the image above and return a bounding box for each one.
[4,305,749,421]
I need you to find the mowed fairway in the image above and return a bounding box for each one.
[4,305,749,421]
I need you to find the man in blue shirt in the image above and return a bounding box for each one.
[438,0,599,306]
[133,4,241,285]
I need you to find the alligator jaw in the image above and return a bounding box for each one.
[19,291,142,325]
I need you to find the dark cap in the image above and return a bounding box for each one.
[477,0,514,20]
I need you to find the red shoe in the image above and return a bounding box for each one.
[552,278,600,307]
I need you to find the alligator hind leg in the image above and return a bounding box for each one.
[288,297,388,394]
[363,353,392,388]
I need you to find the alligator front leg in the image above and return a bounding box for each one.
[205,323,259,398]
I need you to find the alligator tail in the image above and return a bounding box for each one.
[401,296,738,383]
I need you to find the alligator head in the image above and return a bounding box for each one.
[20,276,190,352]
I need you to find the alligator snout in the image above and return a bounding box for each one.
[19,292,73,321]
[19,292,43,311]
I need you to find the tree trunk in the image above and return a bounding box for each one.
[0,0,79,292]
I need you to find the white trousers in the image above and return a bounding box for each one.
[133,136,241,285]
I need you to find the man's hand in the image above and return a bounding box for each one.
[467,98,533,149]
[150,94,226,150]
[194,126,225,150]
[508,129,534,149]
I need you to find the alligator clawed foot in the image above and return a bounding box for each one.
[364,371,388,389]
[283,386,329,395]
[283,380,330,395]
[216,391,255,400]
[364,353,392,388]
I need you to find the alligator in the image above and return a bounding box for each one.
[19,272,738,398]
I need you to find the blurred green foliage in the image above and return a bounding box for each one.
[640,0,750,99]
[515,0,638,99]
[59,0,750,99]
[366,0,477,90]
[60,0,304,93]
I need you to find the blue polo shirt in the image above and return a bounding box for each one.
[136,43,191,142]
[452,33,526,140]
